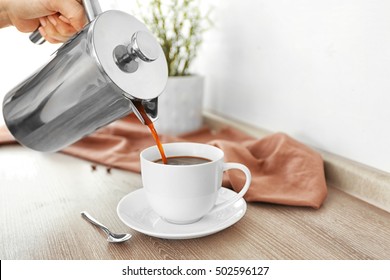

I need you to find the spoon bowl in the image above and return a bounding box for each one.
[107,232,132,243]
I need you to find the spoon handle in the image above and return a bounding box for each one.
[81,211,110,235]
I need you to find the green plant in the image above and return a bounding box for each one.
[136,0,212,76]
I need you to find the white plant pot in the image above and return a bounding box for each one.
[155,75,204,136]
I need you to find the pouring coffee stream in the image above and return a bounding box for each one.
[133,101,167,164]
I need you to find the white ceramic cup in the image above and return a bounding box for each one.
[140,142,252,224]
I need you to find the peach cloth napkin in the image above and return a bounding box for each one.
[0,115,327,208]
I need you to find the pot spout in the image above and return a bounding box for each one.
[130,98,158,125]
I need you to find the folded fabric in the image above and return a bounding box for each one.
[0,125,14,144]
[0,115,327,208]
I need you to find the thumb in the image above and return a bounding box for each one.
[51,0,86,31]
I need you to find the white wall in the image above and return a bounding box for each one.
[1,0,389,173]
[194,0,390,173]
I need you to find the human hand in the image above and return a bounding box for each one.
[1,0,86,43]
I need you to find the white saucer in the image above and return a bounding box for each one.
[117,187,247,239]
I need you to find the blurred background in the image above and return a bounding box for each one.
[1,0,389,173]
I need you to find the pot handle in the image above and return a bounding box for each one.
[29,0,102,45]
[83,0,102,22]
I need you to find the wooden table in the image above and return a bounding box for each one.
[1,145,390,260]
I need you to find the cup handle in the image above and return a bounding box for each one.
[210,162,252,214]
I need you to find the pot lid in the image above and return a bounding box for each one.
[91,10,168,100]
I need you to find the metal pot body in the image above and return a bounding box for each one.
[2,23,132,152]
[2,10,167,152]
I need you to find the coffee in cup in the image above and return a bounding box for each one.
[154,156,211,165]
[140,142,252,224]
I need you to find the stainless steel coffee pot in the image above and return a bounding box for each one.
[2,0,167,152]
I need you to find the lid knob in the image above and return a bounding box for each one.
[131,31,160,62]
[114,31,160,73]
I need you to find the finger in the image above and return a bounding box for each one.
[58,15,71,24]
[49,0,86,31]
[38,27,63,44]
[48,14,77,38]
[38,17,69,43]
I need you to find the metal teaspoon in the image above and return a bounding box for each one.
[81,211,132,243]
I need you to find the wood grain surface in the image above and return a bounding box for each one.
[1,145,390,260]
